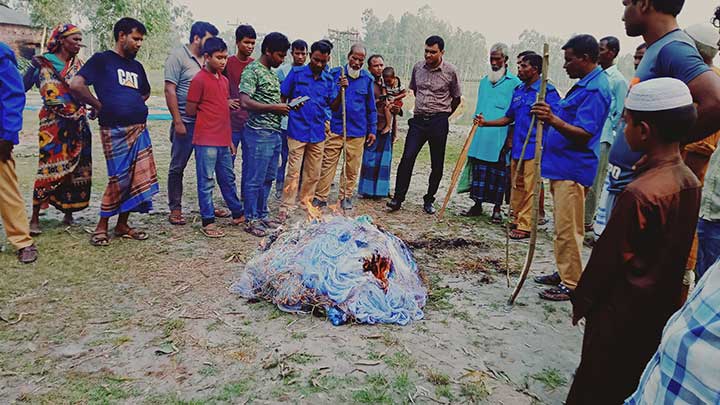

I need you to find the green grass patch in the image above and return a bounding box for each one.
[531,368,567,390]
[384,351,416,369]
[435,384,455,401]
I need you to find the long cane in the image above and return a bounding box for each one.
[340,68,349,211]
[509,43,550,305]
[437,124,479,221]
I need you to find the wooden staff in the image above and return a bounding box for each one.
[508,43,550,305]
[340,67,348,210]
[438,123,479,220]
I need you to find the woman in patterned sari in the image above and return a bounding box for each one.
[23,24,92,235]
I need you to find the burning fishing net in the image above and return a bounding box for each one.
[230,215,426,326]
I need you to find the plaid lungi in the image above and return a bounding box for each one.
[99,124,159,217]
[358,131,393,197]
[469,157,507,206]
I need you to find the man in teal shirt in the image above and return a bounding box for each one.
[465,43,521,221]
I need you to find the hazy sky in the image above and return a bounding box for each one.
[179,0,718,56]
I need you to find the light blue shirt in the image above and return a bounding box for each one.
[467,71,521,162]
[277,64,294,131]
[600,65,629,145]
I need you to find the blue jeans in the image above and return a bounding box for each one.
[275,131,289,193]
[697,218,720,279]
[168,122,195,211]
[194,145,244,226]
[243,127,281,220]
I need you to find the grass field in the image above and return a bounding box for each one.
[0,110,586,404]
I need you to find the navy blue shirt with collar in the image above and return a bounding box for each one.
[541,66,612,187]
[281,65,338,143]
[506,79,562,161]
[329,66,378,138]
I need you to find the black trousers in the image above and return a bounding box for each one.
[393,113,449,203]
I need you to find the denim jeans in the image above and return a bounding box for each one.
[697,218,720,279]
[194,145,244,226]
[275,130,289,193]
[243,126,281,220]
[168,122,195,211]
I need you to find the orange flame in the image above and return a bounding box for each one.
[363,254,392,292]
[303,197,324,222]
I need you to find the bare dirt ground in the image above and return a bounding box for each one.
[1,106,587,404]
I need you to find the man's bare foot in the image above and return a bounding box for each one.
[29,221,42,236]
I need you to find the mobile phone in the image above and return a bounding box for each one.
[289,96,310,108]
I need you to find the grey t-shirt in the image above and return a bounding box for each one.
[164,44,202,123]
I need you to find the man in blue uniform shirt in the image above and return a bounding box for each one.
[315,44,377,211]
[530,34,612,302]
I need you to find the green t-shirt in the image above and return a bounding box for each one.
[239,60,282,131]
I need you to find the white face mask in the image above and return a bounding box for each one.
[347,66,361,79]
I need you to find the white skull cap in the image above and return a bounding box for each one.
[625,77,693,112]
[685,23,720,50]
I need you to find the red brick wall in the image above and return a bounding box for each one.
[1,24,42,59]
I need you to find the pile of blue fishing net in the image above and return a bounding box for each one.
[231,216,426,326]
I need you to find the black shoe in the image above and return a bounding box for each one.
[312,198,327,208]
[534,272,561,286]
[423,201,436,215]
[386,199,402,211]
[463,203,483,217]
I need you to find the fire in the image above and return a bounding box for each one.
[303,197,324,222]
[363,254,393,292]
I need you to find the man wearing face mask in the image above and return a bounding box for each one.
[70,17,159,247]
[464,43,520,222]
[314,44,377,211]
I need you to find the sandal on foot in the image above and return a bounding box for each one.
[214,208,231,218]
[245,222,268,238]
[509,229,531,240]
[538,217,549,226]
[539,284,573,301]
[491,212,503,224]
[29,224,42,237]
[90,231,110,247]
[17,244,39,264]
[169,213,187,225]
[230,216,246,226]
[201,224,225,238]
[114,228,149,241]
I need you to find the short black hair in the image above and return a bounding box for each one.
[368,54,384,65]
[522,54,543,74]
[113,17,147,41]
[714,6,720,27]
[634,0,685,17]
[202,37,227,56]
[189,21,218,43]
[562,34,600,63]
[637,42,648,50]
[291,39,308,51]
[627,104,698,143]
[261,32,290,54]
[600,36,621,55]
[382,66,395,77]
[517,50,536,59]
[311,40,333,55]
[235,25,256,42]
[425,35,445,51]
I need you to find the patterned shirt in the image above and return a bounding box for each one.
[700,149,720,221]
[409,60,462,115]
[625,259,720,404]
[239,60,282,131]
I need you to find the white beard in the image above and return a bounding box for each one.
[347,66,361,79]
[488,66,506,84]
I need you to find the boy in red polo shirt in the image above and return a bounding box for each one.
[186,37,244,238]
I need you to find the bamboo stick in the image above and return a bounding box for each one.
[437,123,479,220]
[509,43,550,305]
